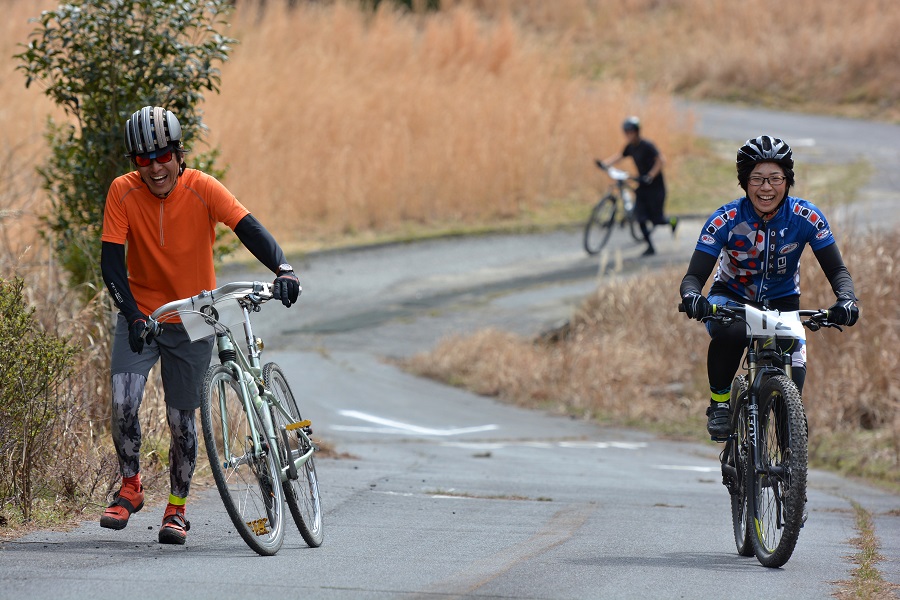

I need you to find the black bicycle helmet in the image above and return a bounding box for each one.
[124,106,182,156]
[736,135,795,194]
[736,135,793,170]
[622,116,640,132]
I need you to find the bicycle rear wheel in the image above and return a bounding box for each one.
[201,364,286,556]
[263,362,324,548]
[748,374,808,568]
[583,195,617,255]
[622,189,643,243]
[726,376,754,557]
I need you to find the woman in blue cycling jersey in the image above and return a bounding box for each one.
[679,135,859,441]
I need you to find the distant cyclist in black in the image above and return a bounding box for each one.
[599,116,677,256]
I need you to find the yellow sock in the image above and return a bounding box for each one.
[168,494,187,506]
[711,391,730,404]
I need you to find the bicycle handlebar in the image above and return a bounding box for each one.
[594,159,635,182]
[677,302,840,331]
[142,281,277,340]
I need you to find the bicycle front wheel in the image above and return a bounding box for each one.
[264,362,324,548]
[748,374,808,568]
[727,376,754,557]
[583,195,617,255]
[201,364,286,556]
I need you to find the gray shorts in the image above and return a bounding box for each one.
[110,313,215,410]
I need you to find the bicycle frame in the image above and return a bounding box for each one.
[716,305,807,481]
[148,282,314,484]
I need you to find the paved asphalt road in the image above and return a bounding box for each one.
[1,103,898,599]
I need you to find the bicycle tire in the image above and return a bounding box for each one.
[622,189,643,243]
[627,216,643,243]
[201,363,286,556]
[727,376,754,557]
[583,195,617,255]
[748,374,808,568]
[263,362,324,548]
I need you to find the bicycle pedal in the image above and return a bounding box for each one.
[285,419,311,432]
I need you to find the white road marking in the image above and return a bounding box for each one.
[333,409,499,436]
[440,441,648,450]
[654,465,719,472]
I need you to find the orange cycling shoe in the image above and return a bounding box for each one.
[100,477,144,530]
[158,503,191,545]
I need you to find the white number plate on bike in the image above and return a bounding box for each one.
[744,306,806,341]
[178,296,246,342]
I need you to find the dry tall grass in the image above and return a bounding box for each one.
[202,1,686,247]
[456,0,900,119]
[404,229,900,486]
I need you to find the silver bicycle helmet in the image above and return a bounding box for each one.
[124,106,182,155]
[736,135,793,170]
[622,116,640,132]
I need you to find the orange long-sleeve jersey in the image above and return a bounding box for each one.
[101,169,249,316]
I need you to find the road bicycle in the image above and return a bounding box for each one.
[583,160,642,255]
[681,301,843,568]
[145,281,323,556]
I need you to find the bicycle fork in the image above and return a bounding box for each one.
[215,331,275,470]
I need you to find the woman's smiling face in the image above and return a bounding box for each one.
[747,162,787,218]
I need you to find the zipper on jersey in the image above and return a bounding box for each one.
[158,200,165,247]
[755,220,767,304]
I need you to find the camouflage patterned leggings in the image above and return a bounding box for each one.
[111,372,197,498]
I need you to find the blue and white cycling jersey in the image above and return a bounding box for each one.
[695,196,836,303]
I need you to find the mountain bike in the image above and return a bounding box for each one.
[681,301,843,568]
[583,160,642,254]
[145,281,323,556]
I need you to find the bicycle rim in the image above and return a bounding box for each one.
[749,375,808,568]
[622,189,642,242]
[201,364,285,556]
[263,362,324,548]
[583,196,616,254]
[728,376,753,557]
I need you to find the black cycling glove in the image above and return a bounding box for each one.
[827,295,859,326]
[273,270,301,307]
[682,291,712,321]
[128,316,154,354]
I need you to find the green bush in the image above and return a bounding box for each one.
[0,277,79,522]
[15,0,237,291]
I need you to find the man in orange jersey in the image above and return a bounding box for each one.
[99,106,300,545]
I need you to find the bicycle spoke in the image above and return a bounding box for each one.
[201,364,285,555]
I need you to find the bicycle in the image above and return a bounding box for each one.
[680,301,843,568]
[145,281,323,556]
[583,160,642,255]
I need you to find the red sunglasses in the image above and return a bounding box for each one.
[133,149,174,167]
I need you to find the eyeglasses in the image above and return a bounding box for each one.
[133,149,174,168]
[748,175,786,186]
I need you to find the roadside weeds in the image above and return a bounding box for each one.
[833,501,898,599]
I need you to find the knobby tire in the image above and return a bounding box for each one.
[726,375,754,557]
[748,375,808,568]
[201,363,286,556]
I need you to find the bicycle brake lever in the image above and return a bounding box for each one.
[141,319,160,340]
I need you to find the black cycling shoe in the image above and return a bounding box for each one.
[706,401,730,442]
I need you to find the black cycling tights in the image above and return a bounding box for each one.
[111,372,197,499]
[707,319,806,397]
